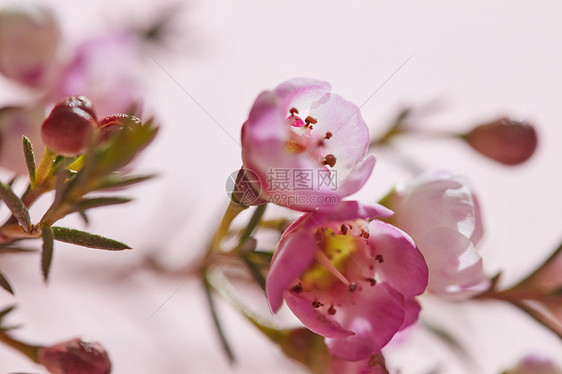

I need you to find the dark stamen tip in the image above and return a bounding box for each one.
[291,283,304,294]
[305,116,318,125]
[312,300,324,308]
[322,154,337,167]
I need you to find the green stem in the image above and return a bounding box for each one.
[34,148,58,188]
[208,200,248,255]
[202,275,236,364]
[238,204,267,249]
[0,331,41,363]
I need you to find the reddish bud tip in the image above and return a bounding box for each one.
[97,113,140,142]
[41,97,98,156]
[38,337,111,374]
[56,96,98,121]
[464,117,538,165]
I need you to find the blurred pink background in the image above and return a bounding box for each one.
[0,0,561,373]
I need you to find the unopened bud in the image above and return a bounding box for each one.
[0,4,59,86]
[464,117,538,165]
[57,96,98,121]
[503,355,561,374]
[37,337,111,374]
[97,113,141,142]
[41,96,98,156]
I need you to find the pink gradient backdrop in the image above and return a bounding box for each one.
[0,0,561,373]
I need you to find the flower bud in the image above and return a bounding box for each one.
[0,4,60,86]
[41,97,98,156]
[37,337,111,374]
[503,355,561,374]
[464,117,538,165]
[57,96,98,121]
[97,113,140,142]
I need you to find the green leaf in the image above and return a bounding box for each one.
[72,197,132,212]
[203,275,236,364]
[238,204,267,248]
[22,136,36,183]
[41,225,54,282]
[93,174,155,191]
[0,246,36,254]
[241,255,266,291]
[94,118,159,175]
[0,183,31,232]
[0,304,16,320]
[0,270,14,294]
[51,226,131,250]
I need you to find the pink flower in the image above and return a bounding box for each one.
[0,4,60,87]
[0,106,45,173]
[37,336,111,374]
[48,32,141,117]
[384,171,489,297]
[241,78,375,211]
[266,201,428,361]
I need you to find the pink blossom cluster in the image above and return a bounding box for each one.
[0,4,142,174]
[240,78,488,366]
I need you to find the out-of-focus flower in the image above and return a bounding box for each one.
[48,32,141,117]
[502,354,562,374]
[240,78,375,211]
[383,171,489,297]
[0,4,60,87]
[41,96,98,156]
[266,201,428,361]
[37,336,111,374]
[0,106,44,173]
[463,117,538,165]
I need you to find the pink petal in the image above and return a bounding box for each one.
[392,171,480,241]
[284,292,354,338]
[330,353,389,374]
[368,220,428,297]
[325,283,405,361]
[337,154,377,198]
[418,228,488,296]
[266,231,318,312]
[400,298,422,330]
[313,201,393,223]
[308,94,371,175]
[274,78,331,110]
